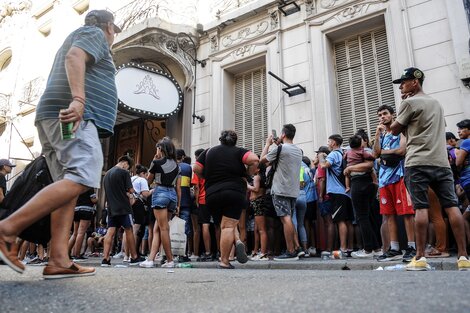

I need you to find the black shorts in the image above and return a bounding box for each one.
[206,190,247,225]
[107,214,133,229]
[198,204,211,224]
[73,210,94,222]
[305,201,317,221]
[329,193,353,223]
[132,200,147,225]
[404,166,458,209]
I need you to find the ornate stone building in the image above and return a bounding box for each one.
[0,0,469,180]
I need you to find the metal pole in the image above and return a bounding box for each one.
[268,71,292,88]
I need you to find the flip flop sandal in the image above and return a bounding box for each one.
[217,263,235,269]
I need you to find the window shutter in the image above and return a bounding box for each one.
[234,68,267,154]
[334,28,394,144]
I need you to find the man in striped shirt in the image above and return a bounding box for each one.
[0,10,120,279]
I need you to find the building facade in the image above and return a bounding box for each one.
[0,0,469,182]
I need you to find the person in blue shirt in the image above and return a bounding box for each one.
[373,105,416,262]
[456,120,470,208]
[318,134,355,255]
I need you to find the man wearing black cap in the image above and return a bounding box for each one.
[0,159,16,206]
[390,67,470,271]
[0,10,121,279]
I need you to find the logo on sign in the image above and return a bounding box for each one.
[134,75,160,100]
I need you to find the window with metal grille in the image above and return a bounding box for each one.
[234,67,267,155]
[334,27,394,144]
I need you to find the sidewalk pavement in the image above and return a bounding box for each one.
[71,255,463,271]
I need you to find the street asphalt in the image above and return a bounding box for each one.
[1,256,469,313]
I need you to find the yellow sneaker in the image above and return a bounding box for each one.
[405,256,431,271]
[457,256,470,271]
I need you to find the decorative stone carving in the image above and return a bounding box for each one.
[269,9,279,30]
[121,31,197,88]
[211,0,254,19]
[320,0,350,9]
[221,20,269,48]
[305,0,316,16]
[210,34,219,52]
[166,40,178,53]
[115,0,197,32]
[0,0,31,25]
[231,44,256,58]
[212,36,275,62]
[311,0,389,25]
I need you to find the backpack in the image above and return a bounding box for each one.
[0,156,52,245]
[328,150,347,187]
[265,145,283,189]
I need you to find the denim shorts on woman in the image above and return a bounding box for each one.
[151,186,177,212]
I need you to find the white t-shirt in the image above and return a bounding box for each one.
[131,175,149,195]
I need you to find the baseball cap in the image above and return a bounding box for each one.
[315,146,330,154]
[0,159,16,167]
[85,10,121,33]
[392,67,424,84]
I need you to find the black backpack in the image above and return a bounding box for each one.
[265,145,282,188]
[0,156,52,245]
[328,150,347,187]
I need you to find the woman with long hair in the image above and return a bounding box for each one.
[140,137,180,268]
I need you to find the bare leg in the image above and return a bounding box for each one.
[381,215,390,251]
[102,227,116,261]
[445,207,468,257]
[280,215,295,253]
[404,214,415,243]
[219,216,238,266]
[68,221,79,255]
[415,209,429,259]
[155,209,173,262]
[124,227,138,259]
[338,221,348,251]
[73,220,91,257]
[255,216,268,254]
[239,209,247,245]
[191,214,200,256]
[201,224,211,255]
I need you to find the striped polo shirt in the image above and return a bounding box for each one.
[35,26,117,138]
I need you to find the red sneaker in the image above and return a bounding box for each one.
[0,238,25,274]
[42,262,96,279]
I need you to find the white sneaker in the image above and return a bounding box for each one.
[113,252,124,259]
[258,254,269,261]
[154,253,162,262]
[139,259,155,268]
[250,254,260,261]
[308,247,317,257]
[161,261,175,268]
[123,256,130,262]
[351,249,374,259]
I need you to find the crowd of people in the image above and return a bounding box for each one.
[0,7,469,279]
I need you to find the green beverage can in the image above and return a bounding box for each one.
[60,121,75,140]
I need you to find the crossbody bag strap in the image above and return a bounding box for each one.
[271,144,283,173]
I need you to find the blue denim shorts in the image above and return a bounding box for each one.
[152,186,177,212]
